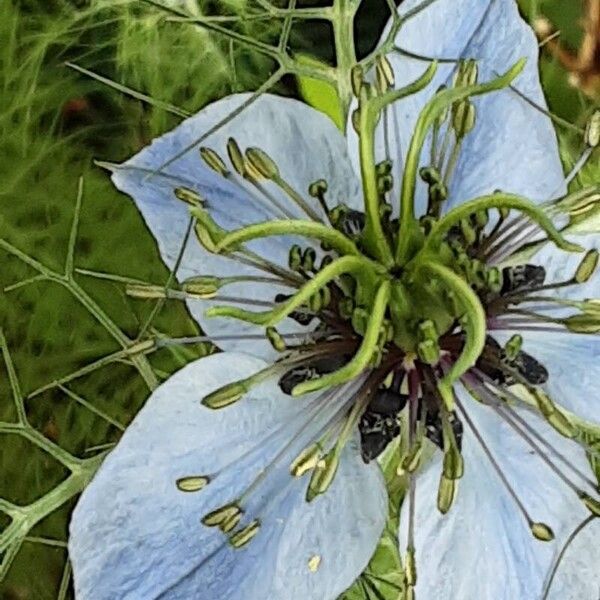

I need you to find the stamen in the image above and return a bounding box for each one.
[201,502,242,527]
[201,353,316,409]
[229,519,260,548]
[175,475,210,492]
[468,371,600,502]
[307,373,382,500]
[493,399,597,490]
[206,255,384,328]
[455,397,554,541]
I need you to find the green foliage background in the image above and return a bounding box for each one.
[0,0,596,598]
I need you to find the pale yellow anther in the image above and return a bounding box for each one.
[174,187,204,206]
[226,138,246,176]
[182,275,221,298]
[442,445,464,480]
[574,249,599,284]
[351,65,364,97]
[125,339,156,356]
[201,502,241,527]
[584,110,600,148]
[245,147,280,179]
[290,443,321,477]
[532,390,577,438]
[202,381,246,409]
[175,475,210,493]
[402,441,424,473]
[308,555,322,573]
[220,511,243,533]
[437,474,458,514]
[530,522,555,542]
[375,54,395,92]
[200,147,229,177]
[126,284,166,299]
[229,519,261,549]
[579,492,600,517]
[306,451,340,502]
[266,326,286,352]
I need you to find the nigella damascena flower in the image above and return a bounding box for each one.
[69,0,600,598]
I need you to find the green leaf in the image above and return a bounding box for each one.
[296,54,345,131]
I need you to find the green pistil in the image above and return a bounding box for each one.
[292,280,391,395]
[422,193,583,255]
[396,59,527,265]
[357,61,438,267]
[206,255,385,326]
[214,219,362,258]
[419,262,486,410]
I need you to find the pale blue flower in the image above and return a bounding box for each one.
[69,1,600,599]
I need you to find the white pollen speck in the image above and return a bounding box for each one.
[308,555,321,572]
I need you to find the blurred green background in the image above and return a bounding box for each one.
[0,0,597,598]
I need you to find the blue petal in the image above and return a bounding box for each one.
[69,353,386,600]
[349,0,564,216]
[111,94,361,358]
[399,393,599,599]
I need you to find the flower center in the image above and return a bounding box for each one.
[158,56,600,556]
